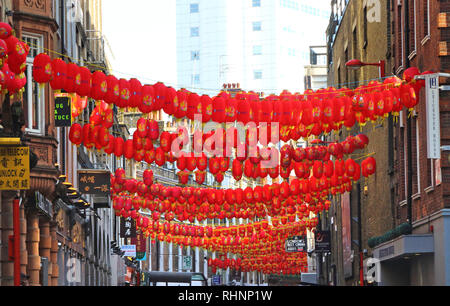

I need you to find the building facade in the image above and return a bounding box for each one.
[176,0,330,96]
[370,0,450,286]
[324,0,395,286]
[0,0,122,286]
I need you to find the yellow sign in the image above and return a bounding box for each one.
[0,146,30,190]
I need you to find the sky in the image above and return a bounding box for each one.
[102,0,177,86]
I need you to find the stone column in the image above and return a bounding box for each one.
[0,191,16,286]
[20,205,28,279]
[50,223,59,286]
[26,213,41,286]
[39,219,52,285]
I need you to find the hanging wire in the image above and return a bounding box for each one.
[20,37,403,99]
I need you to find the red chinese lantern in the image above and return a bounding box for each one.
[195,171,206,185]
[105,75,120,105]
[140,84,155,113]
[187,154,197,172]
[175,89,189,119]
[50,58,67,90]
[118,78,131,108]
[155,147,166,166]
[197,153,208,171]
[153,82,167,111]
[114,137,125,158]
[201,95,213,123]
[212,96,226,123]
[90,70,107,101]
[129,78,143,109]
[32,53,52,84]
[160,131,172,153]
[76,66,92,97]
[123,139,134,160]
[236,93,250,124]
[0,22,13,40]
[69,123,83,146]
[345,159,358,178]
[148,119,160,141]
[225,97,237,123]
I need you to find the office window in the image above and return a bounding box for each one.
[252,0,261,7]
[252,21,262,31]
[191,51,200,61]
[191,27,199,37]
[22,33,45,135]
[253,45,262,55]
[190,3,199,13]
[254,70,263,80]
[192,74,200,85]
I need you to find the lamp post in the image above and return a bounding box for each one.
[345,59,386,79]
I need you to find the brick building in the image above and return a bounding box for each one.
[324,0,395,286]
[368,0,450,286]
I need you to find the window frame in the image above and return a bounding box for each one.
[22,32,45,136]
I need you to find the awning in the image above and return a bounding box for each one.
[372,234,434,262]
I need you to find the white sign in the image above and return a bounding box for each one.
[425,73,441,159]
[121,245,136,257]
[182,256,192,270]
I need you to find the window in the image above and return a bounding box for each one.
[190,3,199,13]
[191,51,200,61]
[192,74,200,85]
[253,45,262,55]
[423,0,430,39]
[409,0,416,56]
[254,70,263,80]
[191,27,199,37]
[363,5,368,48]
[252,0,261,7]
[252,21,262,31]
[22,33,45,135]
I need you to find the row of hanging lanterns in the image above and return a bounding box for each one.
[0,22,29,95]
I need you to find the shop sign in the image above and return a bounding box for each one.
[121,245,136,257]
[55,97,72,127]
[285,236,307,253]
[120,216,137,238]
[314,230,331,252]
[0,146,30,190]
[78,169,111,195]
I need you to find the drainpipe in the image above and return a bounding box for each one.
[404,0,413,227]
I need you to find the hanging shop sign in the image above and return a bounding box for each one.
[425,73,441,159]
[131,230,146,260]
[78,169,111,195]
[314,230,331,252]
[55,96,72,127]
[285,236,307,253]
[120,216,137,238]
[0,146,30,190]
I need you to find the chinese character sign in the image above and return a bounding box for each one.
[0,147,30,190]
[120,217,137,238]
[78,170,111,195]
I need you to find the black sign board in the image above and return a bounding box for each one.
[314,230,331,252]
[120,217,137,238]
[78,170,111,196]
[285,236,307,253]
[55,97,72,127]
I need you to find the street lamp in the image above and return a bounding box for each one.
[345,59,386,79]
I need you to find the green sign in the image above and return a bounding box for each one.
[182,256,192,270]
[55,97,72,127]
